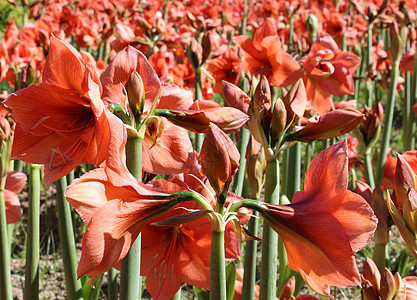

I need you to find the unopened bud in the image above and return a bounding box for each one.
[306,14,319,43]
[390,23,408,63]
[270,99,287,147]
[279,276,295,300]
[126,70,145,115]
[199,123,240,196]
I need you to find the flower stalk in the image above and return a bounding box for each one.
[120,137,143,300]
[24,164,42,300]
[259,159,280,300]
[56,176,83,300]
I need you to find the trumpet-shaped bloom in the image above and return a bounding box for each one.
[234,19,304,87]
[261,140,377,298]
[141,174,248,300]
[65,168,178,285]
[4,171,27,224]
[100,46,195,175]
[301,34,360,114]
[5,37,117,186]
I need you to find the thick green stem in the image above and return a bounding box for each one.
[210,230,226,300]
[376,61,400,185]
[120,137,143,300]
[24,164,41,300]
[364,151,375,190]
[241,214,259,300]
[56,176,83,300]
[403,40,412,151]
[367,24,374,108]
[259,159,279,300]
[373,243,387,272]
[107,268,118,300]
[231,127,250,196]
[409,48,417,150]
[0,189,12,300]
[194,69,203,151]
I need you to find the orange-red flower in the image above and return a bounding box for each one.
[234,19,304,87]
[301,34,360,114]
[100,45,196,175]
[5,37,118,186]
[260,140,377,298]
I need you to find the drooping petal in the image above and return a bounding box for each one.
[77,197,176,285]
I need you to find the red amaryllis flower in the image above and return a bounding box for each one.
[208,47,241,94]
[234,19,304,87]
[141,173,249,300]
[287,108,363,142]
[260,140,377,298]
[301,34,360,114]
[5,37,118,186]
[65,159,179,285]
[4,171,27,224]
[100,45,196,175]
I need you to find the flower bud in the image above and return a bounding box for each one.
[245,136,265,199]
[390,23,408,63]
[279,276,295,300]
[359,101,384,147]
[270,98,287,147]
[282,78,307,128]
[222,81,250,113]
[126,70,145,115]
[287,109,363,142]
[380,269,404,300]
[361,258,381,293]
[154,103,248,134]
[199,123,240,196]
[306,14,319,43]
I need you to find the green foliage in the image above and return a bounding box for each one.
[0,0,14,37]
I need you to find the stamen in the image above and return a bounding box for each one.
[30,116,50,131]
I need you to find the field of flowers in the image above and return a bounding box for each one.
[1,0,417,299]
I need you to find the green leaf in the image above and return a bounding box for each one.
[193,286,210,300]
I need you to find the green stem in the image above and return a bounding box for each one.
[120,137,143,300]
[56,176,83,300]
[403,40,412,151]
[372,243,387,272]
[375,61,400,185]
[364,151,375,190]
[367,24,374,108]
[288,17,294,53]
[24,164,41,300]
[231,127,250,196]
[13,160,23,172]
[210,230,226,300]
[259,159,279,300]
[0,189,12,300]
[194,69,203,151]
[107,268,118,300]
[241,214,259,300]
[409,48,417,150]
[241,0,248,36]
